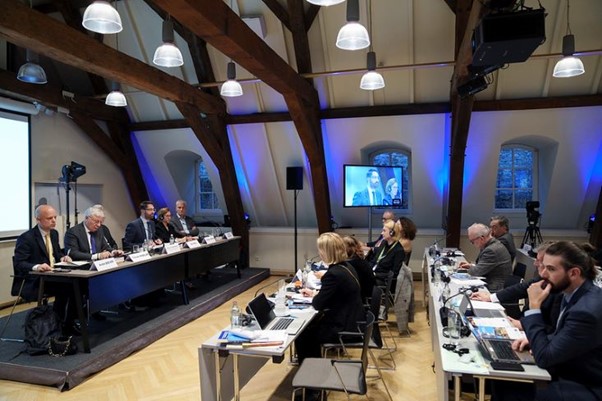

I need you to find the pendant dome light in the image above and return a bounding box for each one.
[82,1,123,34]
[553,0,584,78]
[220,62,243,97]
[336,0,370,51]
[306,0,345,6]
[17,49,47,85]
[359,1,384,90]
[153,18,184,68]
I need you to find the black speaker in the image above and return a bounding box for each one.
[286,167,303,190]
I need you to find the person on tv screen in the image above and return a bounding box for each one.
[352,168,383,206]
[383,177,401,206]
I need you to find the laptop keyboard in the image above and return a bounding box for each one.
[271,317,294,330]
[489,339,520,361]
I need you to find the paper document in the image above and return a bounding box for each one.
[471,300,505,310]
[55,260,90,267]
[467,317,525,340]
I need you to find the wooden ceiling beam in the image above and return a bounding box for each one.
[263,0,292,31]
[305,5,321,31]
[151,0,316,103]
[0,0,225,115]
[287,0,313,75]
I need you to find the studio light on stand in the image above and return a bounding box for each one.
[82,1,123,34]
[59,161,86,230]
[17,49,47,85]
[153,18,183,68]
[336,0,370,51]
[287,167,303,275]
[553,0,584,78]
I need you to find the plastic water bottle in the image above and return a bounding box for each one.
[447,308,461,340]
[275,280,287,315]
[442,282,451,303]
[230,301,240,328]
[169,234,175,245]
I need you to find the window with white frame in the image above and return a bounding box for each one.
[495,145,537,209]
[196,159,220,211]
[370,149,410,209]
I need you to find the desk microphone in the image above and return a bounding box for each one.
[253,276,293,298]
[439,291,472,327]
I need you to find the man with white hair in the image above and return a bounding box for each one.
[458,223,512,292]
[64,205,123,261]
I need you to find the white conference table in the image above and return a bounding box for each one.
[425,249,551,401]
[199,306,316,401]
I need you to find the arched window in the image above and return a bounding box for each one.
[196,159,220,211]
[495,145,538,209]
[370,149,410,209]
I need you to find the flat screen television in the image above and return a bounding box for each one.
[344,164,403,208]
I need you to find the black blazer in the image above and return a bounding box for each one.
[312,263,365,341]
[347,256,376,302]
[64,222,111,261]
[155,221,182,243]
[123,218,158,250]
[12,227,64,300]
[372,241,405,276]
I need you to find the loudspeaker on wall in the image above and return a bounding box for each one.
[286,167,303,190]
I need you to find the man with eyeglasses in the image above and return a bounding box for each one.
[123,200,163,251]
[65,205,123,261]
[458,223,512,292]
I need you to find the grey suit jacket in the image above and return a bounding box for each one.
[64,222,111,261]
[468,237,512,292]
[170,214,199,236]
[497,231,517,262]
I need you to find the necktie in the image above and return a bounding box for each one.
[180,217,189,234]
[146,221,152,240]
[557,295,569,329]
[90,233,97,253]
[45,233,54,267]
[370,191,375,205]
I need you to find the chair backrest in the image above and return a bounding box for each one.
[404,250,412,266]
[369,286,384,348]
[379,270,395,312]
[359,311,375,373]
[513,262,527,278]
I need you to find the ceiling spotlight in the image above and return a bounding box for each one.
[336,0,369,50]
[82,1,123,34]
[220,62,243,97]
[153,19,184,67]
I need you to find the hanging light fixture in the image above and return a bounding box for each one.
[105,82,127,107]
[17,49,47,84]
[153,18,184,67]
[553,0,584,78]
[336,0,369,51]
[220,62,243,97]
[360,52,385,90]
[82,1,123,34]
[306,0,345,6]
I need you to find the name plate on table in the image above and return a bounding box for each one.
[163,243,181,254]
[184,239,201,249]
[224,232,234,239]
[92,257,118,271]
[203,235,217,244]
[127,251,152,262]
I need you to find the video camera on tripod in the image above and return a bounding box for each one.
[526,201,540,226]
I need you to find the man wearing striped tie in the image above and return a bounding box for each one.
[12,205,73,328]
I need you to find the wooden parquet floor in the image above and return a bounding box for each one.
[0,279,438,401]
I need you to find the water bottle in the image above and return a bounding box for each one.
[169,234,175,245]
[442,282,451,303]
[447,308,461,340]
[274,280,287,315]
[230,301,241,328]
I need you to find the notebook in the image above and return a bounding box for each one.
[464,315,535,364]
[247,293,305,335]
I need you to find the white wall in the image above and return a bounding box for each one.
[0,112,134,304]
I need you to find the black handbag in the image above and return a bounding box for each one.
[48,336,78,357]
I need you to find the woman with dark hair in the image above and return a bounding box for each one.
[155,207,186,244]
[343,235,375,302]
[396,216,417,265]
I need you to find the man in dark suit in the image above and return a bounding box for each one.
[65,205,123,261]
[459,223,513,292]
[123,201,163,251]
[493,241,602,401]
[12,205,73,326]
[490,215,517,262]
[352,168,383,206]
[171,199,199,237]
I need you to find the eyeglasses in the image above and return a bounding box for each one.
[145,208,155,211]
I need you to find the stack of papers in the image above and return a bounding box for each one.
[466,317,524,340]
[217,329,287,349]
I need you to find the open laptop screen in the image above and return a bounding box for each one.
[247,293,276,330]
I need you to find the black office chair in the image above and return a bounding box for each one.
[500,275,524,319]
[374,271,398,352]
[513,262,527,279]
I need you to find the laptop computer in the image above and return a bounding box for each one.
[247,293,305,335]
[457,293,505,318]
[464,315,535,364]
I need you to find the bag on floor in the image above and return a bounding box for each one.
[23,304,62,356]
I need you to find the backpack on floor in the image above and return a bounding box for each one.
[23,304,62,356]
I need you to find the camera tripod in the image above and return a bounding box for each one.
[521,223,543,250]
